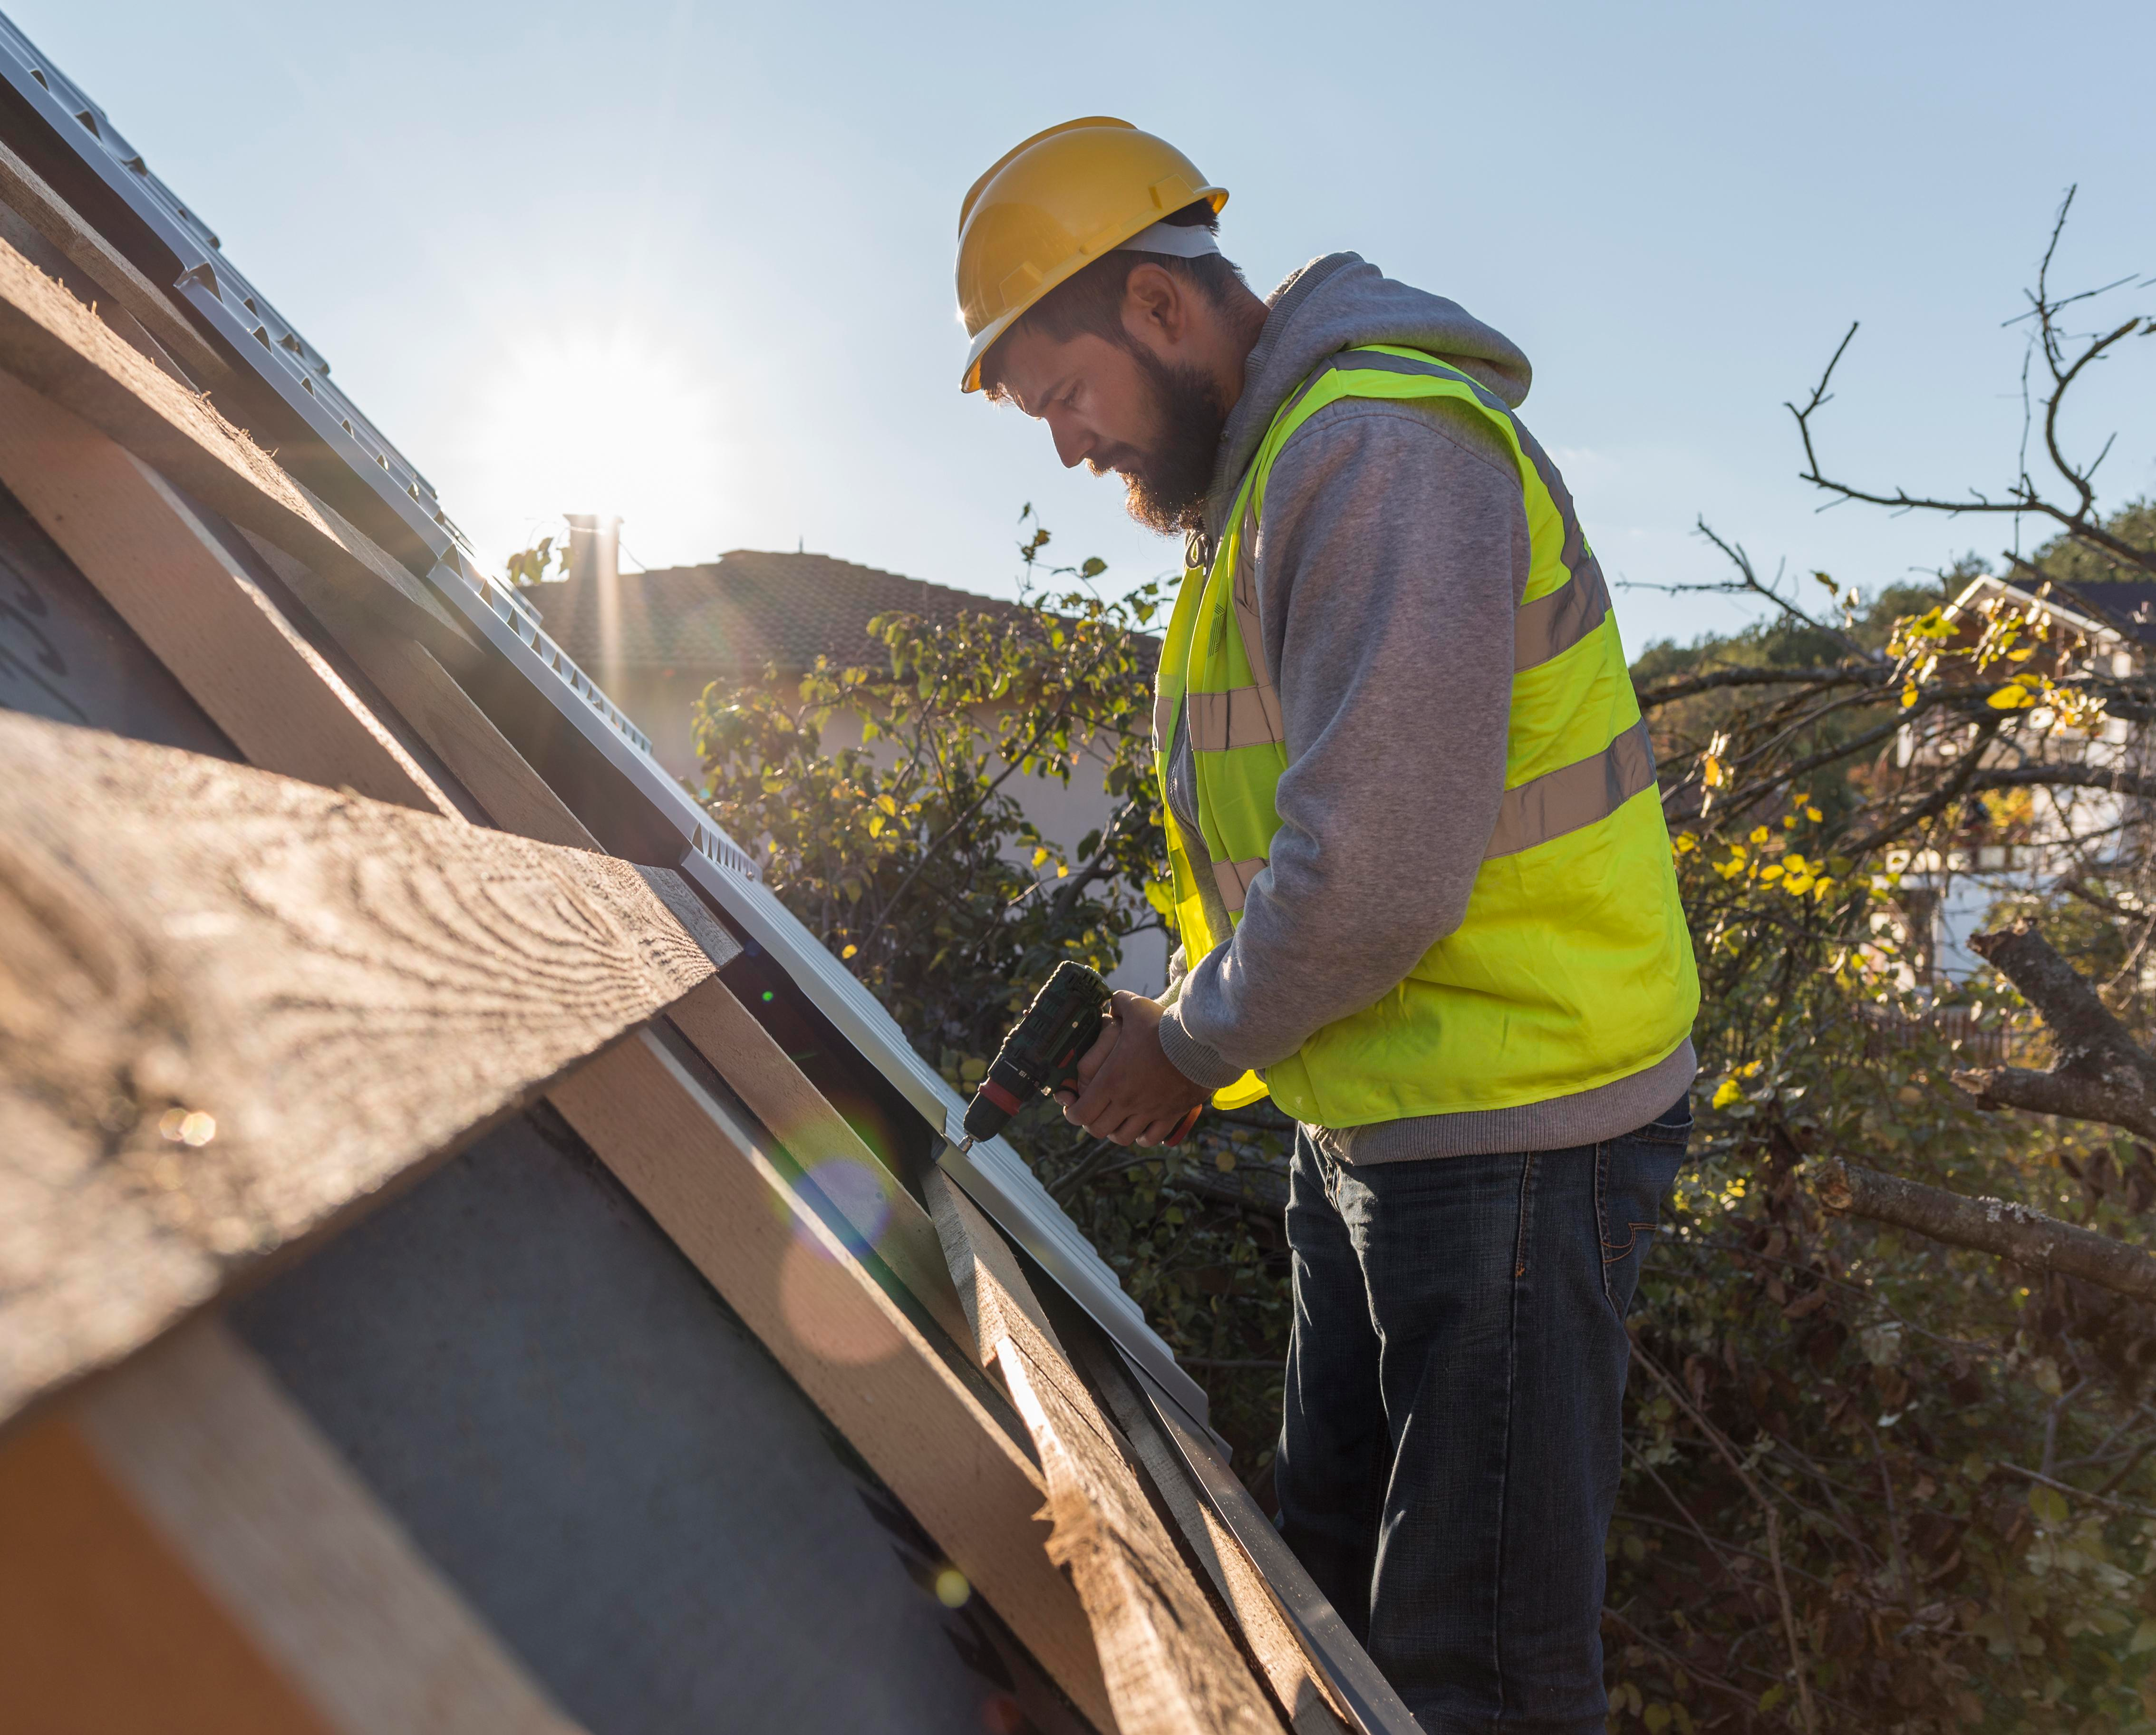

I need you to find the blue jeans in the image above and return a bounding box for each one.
[1275,1101,1692,1734]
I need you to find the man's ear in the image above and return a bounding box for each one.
[1122,262,1188,349]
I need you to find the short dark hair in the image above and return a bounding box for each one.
[982,202,1246,397]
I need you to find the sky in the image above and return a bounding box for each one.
[11,0,2155,650]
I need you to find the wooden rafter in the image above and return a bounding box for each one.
[0,711,717,1424]
[927,1169,1290,1735]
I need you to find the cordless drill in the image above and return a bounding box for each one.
[957,960,1204,1150]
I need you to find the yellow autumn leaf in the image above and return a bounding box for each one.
[1901,682,1919,709]
[1702,755,1725,788]
[1987,684,2037,710]
[1031,845,1050,867]
[1711,1077,1743,1109]
[841,943,858,959]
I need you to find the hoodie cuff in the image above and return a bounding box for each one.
[1158,1005,1246,1092]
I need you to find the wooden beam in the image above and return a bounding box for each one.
[0,136,232,388]
[664,976,972,1349]
[1075,1338,1351,1735]
[925,1172,1286,1735]
[76,1318,582,1735]
[0,1411,337,1735]
[0,711,717,1426]
[0,229,468,650]
[232,527,606,853]
[545,1032,1118,1734]
[1119,1361,1422,1735]
[0,371,459,816]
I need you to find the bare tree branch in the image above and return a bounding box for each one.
[1961,762,2156,804]
[1953,920,2156,1139]
[1813,1157,2156,1300]
[1636,665,1878,712]
[1785,195,2156,582]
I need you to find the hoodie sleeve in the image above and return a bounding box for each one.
[1157,397,1528,1085]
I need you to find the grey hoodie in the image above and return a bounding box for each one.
[1155,253,1694,1162]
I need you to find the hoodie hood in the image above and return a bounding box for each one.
[1205,252,1533,539]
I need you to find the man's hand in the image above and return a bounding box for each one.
[1058,990,1209,1147]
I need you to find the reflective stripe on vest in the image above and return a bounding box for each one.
[1212,855,1267,914]
[1219,714,1658,893]
[1188,687,1283,751]
[1486,717,1657,859]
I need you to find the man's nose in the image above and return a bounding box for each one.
[1047,414,1093,471]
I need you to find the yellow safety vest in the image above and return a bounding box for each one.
[1152,345,1699,1125]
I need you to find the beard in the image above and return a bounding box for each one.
[1104,347,1228,536]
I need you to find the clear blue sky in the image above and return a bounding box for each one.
[14,0,2154,648]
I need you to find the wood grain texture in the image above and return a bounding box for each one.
[0,233,467,647]
[0,1408,337,1735]
[926,1170,1286,1735]
[1076,1338,1351,1735]
[0,710,716,1425]
[630,873,743,971]
[1120,1362,1422,1735]
[77,1318,583,1735]
[0,138,232,388]
[234,526,606,853]
[0,371,459,816]
[665,976,971,1349]
[547,1031,1118,1735]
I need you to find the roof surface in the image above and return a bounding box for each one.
[529,550,1029,679]
[2050,579,2156,648]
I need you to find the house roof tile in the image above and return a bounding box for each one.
[528,550,1030,680]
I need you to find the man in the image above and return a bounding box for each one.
[954,120,1699,1734]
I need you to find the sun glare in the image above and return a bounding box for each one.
[458,325,726,572]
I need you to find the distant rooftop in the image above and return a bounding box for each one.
[2048,579,2156,648]
[529,550,1029,680]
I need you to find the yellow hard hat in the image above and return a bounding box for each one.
[956,117,1227,393]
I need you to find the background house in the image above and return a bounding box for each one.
[1892,571,2156,981]
[531,549,1168,991]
